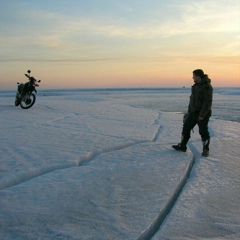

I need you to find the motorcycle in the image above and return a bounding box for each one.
[15,70,41,109]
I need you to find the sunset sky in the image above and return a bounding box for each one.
[0,0,239,90]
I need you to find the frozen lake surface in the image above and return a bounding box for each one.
[0,88,239,239]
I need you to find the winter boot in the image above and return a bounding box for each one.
[172,134,189,152]
[172,143,187,152]
[202,139,210,157]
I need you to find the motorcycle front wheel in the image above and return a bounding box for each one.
[15,93,21,106]
[20,93,36,109]
[15,99,20,106]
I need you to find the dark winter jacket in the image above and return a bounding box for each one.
[188,75,213,118]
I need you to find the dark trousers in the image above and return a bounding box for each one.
[181,112,211,148]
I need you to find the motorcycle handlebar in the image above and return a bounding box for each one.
[22,70,41,85]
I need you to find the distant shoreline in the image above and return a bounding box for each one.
[1,86,240,93]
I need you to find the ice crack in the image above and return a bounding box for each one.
[0,140,150,191]
[137,149,197,240]
[78,140,149,166]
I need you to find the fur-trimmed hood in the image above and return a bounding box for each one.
[201,75,211,84]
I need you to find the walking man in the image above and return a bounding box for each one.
[172,69,213,157]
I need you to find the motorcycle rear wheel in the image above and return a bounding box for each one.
[20,93,36,109]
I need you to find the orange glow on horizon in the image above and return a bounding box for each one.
[0,1,239,90]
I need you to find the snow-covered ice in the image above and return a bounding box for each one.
[0,88,239,239]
